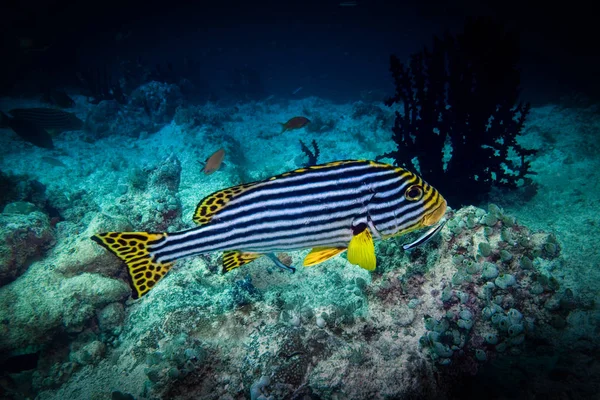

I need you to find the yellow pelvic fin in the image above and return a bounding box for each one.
[347,228,376,271]
[303,247,347,267]
[193,182,257,225]
[222,251,263,273]
[91,232,172,299]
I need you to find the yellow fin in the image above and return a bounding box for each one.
[303,247,346,267]
[222,251,263,273]
[91,232,172,299]
[347,228,376,271]
[193,183,256,225]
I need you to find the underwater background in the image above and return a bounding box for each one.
[1,0,599,399]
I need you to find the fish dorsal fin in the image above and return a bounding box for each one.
[347,227,376,271]
[303,247,347,267]
[91,232,172,299]
[268,160,362,181]
[193,182,256,225]
[222,251,263,273]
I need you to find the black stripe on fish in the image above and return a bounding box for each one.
[8,108,83,131]
[156,201,364,252]
[224,162,406,210]
[212,171,410,225]
[154,213,357,262]
[166,163,414,239]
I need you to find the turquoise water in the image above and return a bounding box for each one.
[1,4,599,400]
[2,93,599,400]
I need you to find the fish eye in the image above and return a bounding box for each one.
[405,185,424,201]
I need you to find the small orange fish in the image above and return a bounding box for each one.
[279,116,310,133]
[203,148,225,175]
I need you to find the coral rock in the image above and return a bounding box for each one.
[0,211,55,287]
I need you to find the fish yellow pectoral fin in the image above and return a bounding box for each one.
[193,182,258,225]
[222,251,263,273]
[91,232,172,299]
[347,228,376,271]
[303,247,347,267]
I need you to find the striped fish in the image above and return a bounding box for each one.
[92,160,447,298]
[8,108,83,132]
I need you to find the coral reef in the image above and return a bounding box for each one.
[173,103,238,130]
[351,101,388,123]
[381,17,536,206]
[299,139,320,166]
[304,112,336,133]
[0,171,48,212]
[104,154,183,232]
[129,82,184,124]
[0,269,128,353]
[0,92,597,399]
[13,202,590,400]
[84,82,183,139]
[414,205,563,368]
[0,170,20,209]
[220,133,253,184]
[0,138,595,400]
[83,100,124,138]
[76,67,126,105]
[119,58,193,96]
[0,209,55,286]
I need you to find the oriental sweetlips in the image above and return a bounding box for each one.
[92,160,447,298]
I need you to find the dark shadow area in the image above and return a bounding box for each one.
[0,0,598,105]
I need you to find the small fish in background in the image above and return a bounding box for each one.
[279,116,310,133]
[41,157,67,168]
[7,108,83,132]
[291,86,303,95]
[339,1,358,6]
[266,253,295,272]
[1,111,54,149]
[202,148,225,175]
[41,90,75,108]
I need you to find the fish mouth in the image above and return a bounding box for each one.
[378,195,448,240]
[422,197,447,227]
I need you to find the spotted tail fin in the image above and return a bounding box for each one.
[91,232,172,299]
